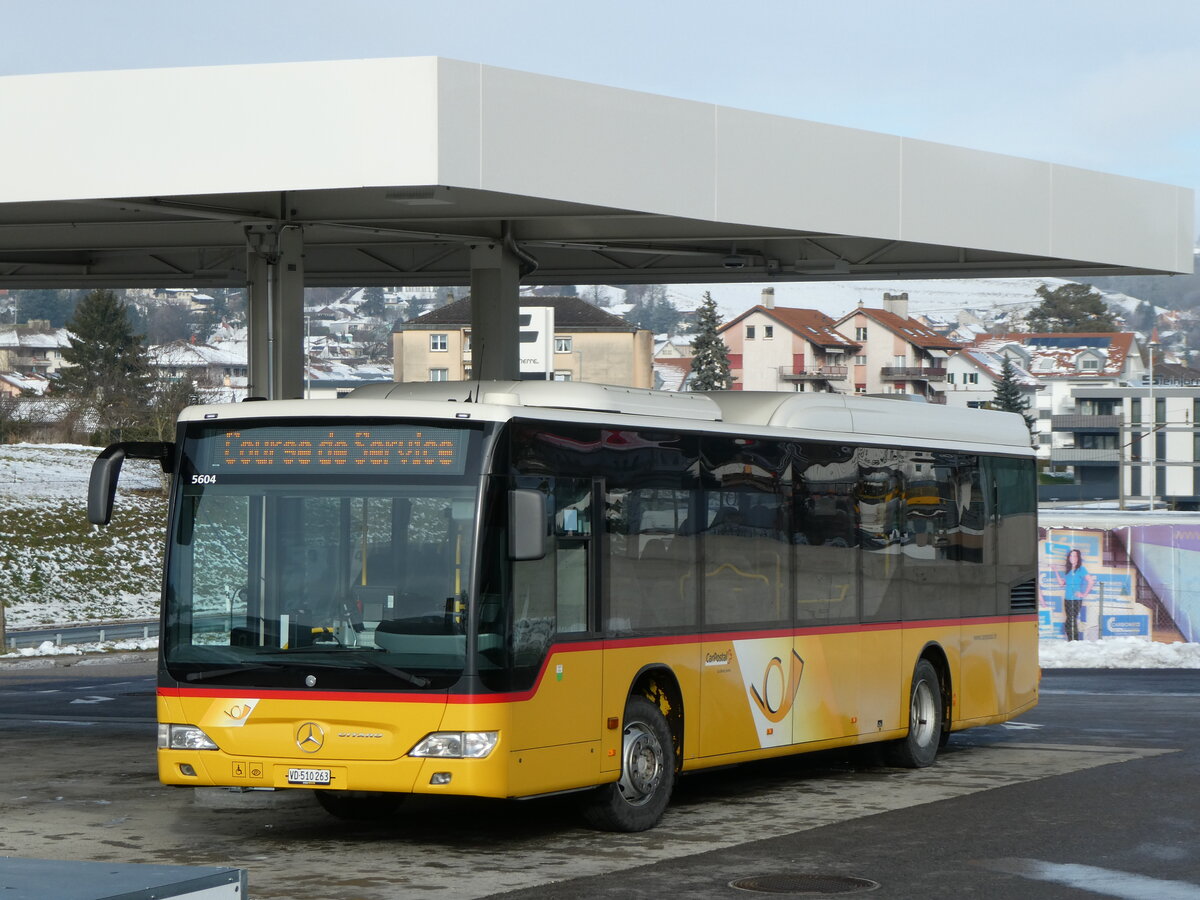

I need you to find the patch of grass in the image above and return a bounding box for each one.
[0,495,168,626]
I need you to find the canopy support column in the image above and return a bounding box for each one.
[469,240,521,381]
[246,224,305,400]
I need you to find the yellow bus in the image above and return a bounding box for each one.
[88,382,1039,832]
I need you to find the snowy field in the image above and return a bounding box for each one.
[0,442,166,633]
[2,443,1198,667]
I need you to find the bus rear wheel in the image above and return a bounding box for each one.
[884,658,942,768]
[580,696,676,832]
[314,790,404,821]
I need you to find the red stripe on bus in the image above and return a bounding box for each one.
[159,614,1037,706]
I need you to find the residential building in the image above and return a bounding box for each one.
[943,345,1040,429]
[1045,385,1200,509]
[650,334,694,391]
[392,296,654,387]
[0,372,52,397]
[0,325,72,375]
[148,340,248,387]
[720,289,859,392]
[832,293,959,402]
[974,332,1145,461]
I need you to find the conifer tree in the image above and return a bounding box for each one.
[688,292,732,391]
[992,357,1036,438]
[56,289,152,443]
[1025,283,1118,332]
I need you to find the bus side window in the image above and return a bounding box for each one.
[605,486,697,631]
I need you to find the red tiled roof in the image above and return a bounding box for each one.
[838,307,961,351]
[720,306,859,349]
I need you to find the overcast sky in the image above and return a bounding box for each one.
[5,0,1198,228]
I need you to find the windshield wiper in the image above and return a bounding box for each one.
[184,660,291,682]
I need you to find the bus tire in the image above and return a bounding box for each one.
[314,790,404,821]
[884,658,942,768]
[580,696,676,832]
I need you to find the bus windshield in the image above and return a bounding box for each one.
[162,421,483,690]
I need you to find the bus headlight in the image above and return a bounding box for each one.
[409,731,498,759]
[158,723,220,751]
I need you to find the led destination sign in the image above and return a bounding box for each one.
[195,425,469,475]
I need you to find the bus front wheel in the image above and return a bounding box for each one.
[884,659,942,768]
[580,696,676,832]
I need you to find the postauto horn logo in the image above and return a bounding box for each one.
[749,650,805,723]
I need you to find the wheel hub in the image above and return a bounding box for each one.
[618,722,663,805]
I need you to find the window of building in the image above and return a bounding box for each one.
[746,326,756,340]
[429,368,449,381]
[764,326,774,339]
[1079,434,1118,450]
[965,373,979,384]
[430,333,448,352]
[855,327,868,341]
[946,373,955,384]
[855,384,867,393]
[1079,398,1116,416]
[463,331,472,352]
[854,355,868,366]
[553,371,572,381]
[555,336,572,353]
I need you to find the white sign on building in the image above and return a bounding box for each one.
[518,307,555,380]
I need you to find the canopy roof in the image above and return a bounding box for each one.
[0,56,1192,290]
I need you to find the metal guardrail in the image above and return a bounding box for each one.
[3,620,159,651]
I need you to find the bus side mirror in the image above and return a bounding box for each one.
[87,441,175,526]
[508,489,547,561]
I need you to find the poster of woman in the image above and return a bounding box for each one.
[1054,548,1096,642]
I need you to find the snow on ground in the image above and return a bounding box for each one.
[1037,637,1200,669]
[0,442,166,629]
[2,637,157,659]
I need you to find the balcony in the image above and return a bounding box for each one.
[1050,413,1122,431]
[1050,448,1120,466]
[880,366,946,382]
[778,365,848,382]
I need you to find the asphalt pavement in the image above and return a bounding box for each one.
[0,661,1197,900]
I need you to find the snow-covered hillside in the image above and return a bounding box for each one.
[662,276,1146,324]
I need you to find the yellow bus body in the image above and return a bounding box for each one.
[158,615,1037,799]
